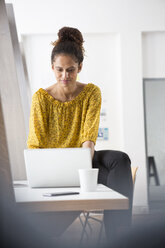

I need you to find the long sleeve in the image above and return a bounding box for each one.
[81,86,101,145]
[27,92,48,149]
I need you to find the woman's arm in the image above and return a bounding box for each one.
[82,140,95,159]
[81,86,101,159]
[27,92,48,149]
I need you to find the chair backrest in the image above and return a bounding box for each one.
[131,166,138,185]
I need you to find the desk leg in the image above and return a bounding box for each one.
[79,212,90,244]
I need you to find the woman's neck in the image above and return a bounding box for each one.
[57,82,78,100]
[45,82,85,102]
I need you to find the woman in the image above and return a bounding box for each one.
[27,27,100,158]
[27,26,133,242]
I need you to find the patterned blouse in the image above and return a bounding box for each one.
[27,83,101,149]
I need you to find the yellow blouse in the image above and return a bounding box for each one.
[27,83,101,149]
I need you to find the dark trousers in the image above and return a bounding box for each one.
[92,150,133,241]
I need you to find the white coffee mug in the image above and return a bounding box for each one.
[78,168,99,192]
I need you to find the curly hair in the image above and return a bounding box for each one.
[51,27,85,65]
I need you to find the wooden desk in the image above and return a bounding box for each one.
[14,181,129,212]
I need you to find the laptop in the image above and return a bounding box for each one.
[24,148,92,188]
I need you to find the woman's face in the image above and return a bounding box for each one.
[52,54,82,87]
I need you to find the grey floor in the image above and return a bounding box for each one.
[53,200,165,247]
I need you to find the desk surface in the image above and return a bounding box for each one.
[14,181,129,212]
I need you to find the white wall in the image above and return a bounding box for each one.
[82,34,123,150]
[143,32,165,78]
[6,0,165,210]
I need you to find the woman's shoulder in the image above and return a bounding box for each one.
[31,87,54,105]
[78,82,100,92]
[32,88,46,99]
[76,83,101,102]
[85,83,101,96]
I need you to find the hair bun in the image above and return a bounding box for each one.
[51,27,85,64]
[58,27,84,47]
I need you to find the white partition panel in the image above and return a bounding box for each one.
[0,1,27,180]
